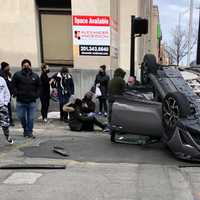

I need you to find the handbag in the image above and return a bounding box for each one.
[95,86,102,97]
[50,87,59,102]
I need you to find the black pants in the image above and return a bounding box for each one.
[7,102,13,123]
[99,97,108,113]
[60,103,69,121]
[40,97,50,120]
[82,116,106,131]
[93,117,106,129]
[108,101,114,123]
[59,95,70,121]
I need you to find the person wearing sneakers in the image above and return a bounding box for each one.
[12,59,40,139]
[40,64,50,123]
[0,76,14,144]
[94,65,110,117]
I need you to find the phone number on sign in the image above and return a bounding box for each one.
[80,46,109,52]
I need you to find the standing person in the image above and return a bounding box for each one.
[0,76,14,144]
[12,59,40,138]
[108,68,126,122]
[51,66,74,121]
[0,62,14,126]
[40,64,50,122]
[95,65,110,116]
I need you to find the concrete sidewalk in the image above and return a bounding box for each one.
[0,121,199,200]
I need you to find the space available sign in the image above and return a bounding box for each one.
[73,15,110,56]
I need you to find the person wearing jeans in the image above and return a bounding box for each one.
[12,59,40,138]
[16,102,36,136]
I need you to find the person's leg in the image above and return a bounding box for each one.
[16,102,28,136]
[63,96,70,122]
[26,102,36,137]
[0,106,13,144]
[99,97,103,113]
[40,97,45,120]
[108,101,113,123]
[103,99,108,113]
[59,95,64,120]
[2,127,13,144]
[93,117,106,129]
[7,102,14,125]
[45,98,50,119]
[60,103,64,120]
[41,97,49,120]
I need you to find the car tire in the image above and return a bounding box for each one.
[110,130,116,143]
[162,92,191,139]
[141,54,158,85]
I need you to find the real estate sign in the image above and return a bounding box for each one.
[72,15,110,56]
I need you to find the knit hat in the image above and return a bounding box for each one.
[1,62,9,70]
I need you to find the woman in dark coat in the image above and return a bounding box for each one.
[108,68,126,122]
[95,65,110,116]
[40,64,50,122]
[51,66,74,121]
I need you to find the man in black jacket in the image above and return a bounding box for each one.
[12,59,40,138]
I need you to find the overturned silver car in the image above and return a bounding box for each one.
[110,54,200,161]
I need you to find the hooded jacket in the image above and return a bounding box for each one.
[0,77,10,107]
[108,68,126,101]
[51,72,74,97]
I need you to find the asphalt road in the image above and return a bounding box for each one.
[0,121,199,200]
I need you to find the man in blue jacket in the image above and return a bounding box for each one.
[12,59,40,138]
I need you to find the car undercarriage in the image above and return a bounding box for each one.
[110,54,200,161]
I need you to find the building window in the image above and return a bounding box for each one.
[37,0,73,66]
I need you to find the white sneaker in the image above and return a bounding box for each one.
[6,136,14,145]
[44,118,48,123]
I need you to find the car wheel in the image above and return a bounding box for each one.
[162,92,191,139]
[141,54,158,85]
[110,130,116,143]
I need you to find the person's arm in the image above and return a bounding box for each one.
[11,73,18,97]
[70,77,75,95]
[120,80,126,95]
[94,75,98,85]
[63,104,75,113]
[82,101,95,113]
[36,75,41,98]
[3,79,10,106]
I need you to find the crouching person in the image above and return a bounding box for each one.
[0,77,14,144]
[63,98,109,132]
